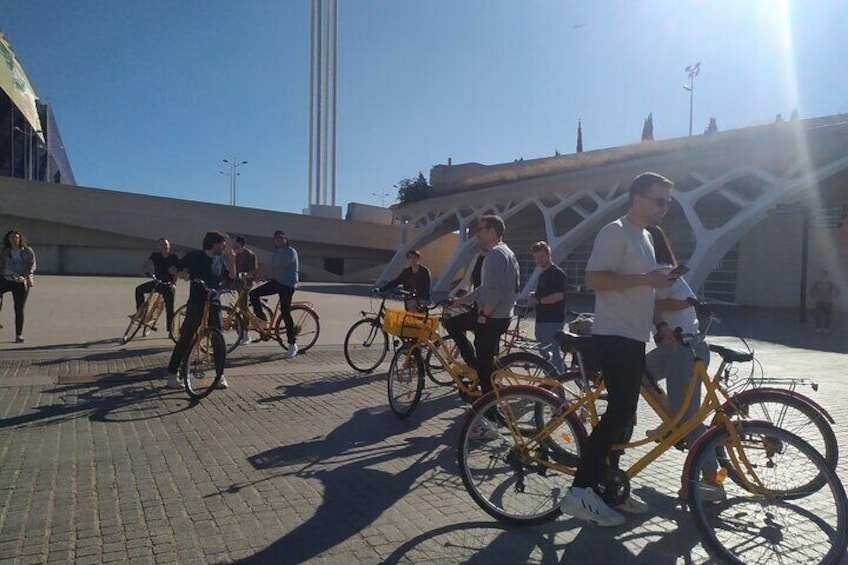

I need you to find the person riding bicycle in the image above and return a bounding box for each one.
[249,230,299,359]
[559,172,674,527]
[449,215,519,399]
[135,237,179,336]
[527,241,567,376]
[166,231,234,389]
[377,249,431,311]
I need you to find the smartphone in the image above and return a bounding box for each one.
[667,263,690,279]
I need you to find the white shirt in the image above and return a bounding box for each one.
[656,276,699,336]
[586,217,657,342]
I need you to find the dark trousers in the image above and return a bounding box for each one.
[443,307,478,366]
[474,317,511,395]
[168,299,221,374]
[249,280,296,345]
[573,335,645,490]
[0,278,28,336]
[815,301,833,330]
[135,281,176,332]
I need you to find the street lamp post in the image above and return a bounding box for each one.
[683,62,701,136]
[220,157,248,206]
[371,188,391,207]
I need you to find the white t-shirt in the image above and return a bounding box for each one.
[586,217,657,342]
[656,276,699,335]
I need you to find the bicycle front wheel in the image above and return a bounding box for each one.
[170,304,187,345]
[276,305,320,353]
[344,318,388,373]
[458,387,586,525]
[218,306,243,354]
[686,421,848,565]
[387,342,424,418]
[182,327,226,400]
[121,307,145,344]
[424,335,459,386]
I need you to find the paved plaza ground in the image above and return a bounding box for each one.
[0,276,846,564]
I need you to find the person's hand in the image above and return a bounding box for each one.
[645,268,674,288]
[25,275,34,288]
[527,292,538,308]
[452,295,468,307]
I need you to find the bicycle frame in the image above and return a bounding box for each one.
[489,355,774,498]
[225,284,315,340]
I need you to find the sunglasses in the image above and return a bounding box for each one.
[640,195,673,208]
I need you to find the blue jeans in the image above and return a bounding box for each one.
[535,321,566,374]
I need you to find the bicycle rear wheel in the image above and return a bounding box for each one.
[121,305,145,344]
[182,327,226,400]
[723,388,838,486]
[276,305,320,353]
[387,342,424,418]
[458,387,587,525]
[343,317,388,373]
[686,421,848,565]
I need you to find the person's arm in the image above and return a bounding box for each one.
[586,269,671,291]
[421,267,432,301]
[379,268,407,293]
[140,254,154,276]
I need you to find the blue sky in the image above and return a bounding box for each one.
[1,1,845,213]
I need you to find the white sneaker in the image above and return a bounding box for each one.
[283,344,298,359]
[468,424,500,441]
[240,335,252,345]
[560,487,625,527]
[215,376,229,389]
[615,492,648,514]
[167,374,183,389]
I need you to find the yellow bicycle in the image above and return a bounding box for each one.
[121,276,174,344]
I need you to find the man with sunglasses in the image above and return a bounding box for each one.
[450,214,519,400]
[559,172,675,526]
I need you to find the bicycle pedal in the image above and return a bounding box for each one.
[150,326,159,332]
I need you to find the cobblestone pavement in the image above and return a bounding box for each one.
[0,280,846,564]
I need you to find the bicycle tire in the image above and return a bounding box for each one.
[719,388,838,496]
[496,351,560,390]
[343,317,388,373]
[169,304,188,345]
[182,327,226,400]
[276,305,320,353]
[387,342,424,418]
[424,335,459,386]
[218,306,243,354]
[121,307,144,344]
[685,421,848,565]
[458,386,587,525]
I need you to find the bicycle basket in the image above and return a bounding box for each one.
[382,308,438,339]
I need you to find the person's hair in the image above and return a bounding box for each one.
[2,230,27,250]
[629,172,674,204]
[477,214,506,237]
[406,249,421,259]
[234,235,247,246]
[530,241,550,254]
[202,231,227,250]
[645,225,677,266]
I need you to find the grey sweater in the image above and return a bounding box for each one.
[464,241,519,319]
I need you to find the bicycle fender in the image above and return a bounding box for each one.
[716,387,835,426]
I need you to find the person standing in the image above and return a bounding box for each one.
[559,172,675,526]
[810,269,840,334]
[250,230,299,358]
[378,249,431,311]
[134,237,179,336]
[232,235,258,278]
[527,241,567,375]
[451,214,519,397]
[166,231,234,389]
[0,229,37,343]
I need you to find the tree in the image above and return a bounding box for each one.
[641,112,654,141]
[576,119,584,153]
[395,172,432,203]
[704,117,718,134]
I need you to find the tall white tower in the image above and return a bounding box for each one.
[308,0,339,216]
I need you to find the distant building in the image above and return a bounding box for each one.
[0,32,75,184]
